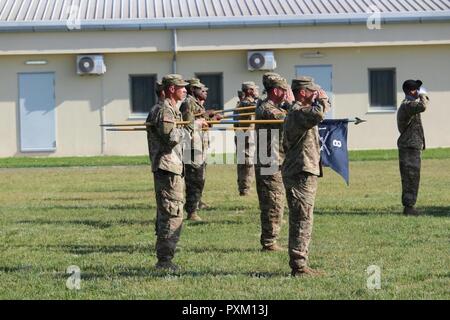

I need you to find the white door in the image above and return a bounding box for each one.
[296,65,333,119]
[18,73,56,152]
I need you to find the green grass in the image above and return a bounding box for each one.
[0,148,449,168]
[0,159,449,299]
[348,148,450,161]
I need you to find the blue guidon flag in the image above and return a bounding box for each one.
[319,119,349,185]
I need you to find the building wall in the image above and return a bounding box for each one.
[1,23,450,55]
[0,44,449,157]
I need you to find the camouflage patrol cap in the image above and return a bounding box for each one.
[266,75,289,91]
[291,79,321,92]
[241,81,258,91]
[262,72,281,90]
[295,76,314,84]
[187,78,204,89]
[162,74,189,88]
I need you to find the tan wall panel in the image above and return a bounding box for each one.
[0,30,172,55]
[177,23,450,51]
[1,24,450,56]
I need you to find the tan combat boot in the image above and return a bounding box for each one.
[198,201,210,210]
[187,212,203,221]
[291,266,325,277]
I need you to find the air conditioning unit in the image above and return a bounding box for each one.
[247,51,277,71]
[77,55,106,75]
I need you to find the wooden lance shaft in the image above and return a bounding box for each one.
[102,117,367,128]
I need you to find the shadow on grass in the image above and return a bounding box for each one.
[317,206,450,217]
[17,219,153,229]
[16,218,244,229]
[6,243,258,255]
[50,267,288,280]
[183,247,258,254]
[419,206,450,217]
[42,196,148,201]
[64,244,151,255]
[6,244,152,255]
[0,265,33,273]
[184,219,245,226]
[21,203,154,211]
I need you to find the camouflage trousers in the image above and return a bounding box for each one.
[237,164,254,195]
[283,172,318,270]
[255,167,285,248]
[235,134,254,194]
[184,163,206,214]
[153,169,185,262]
[399,148,422,207]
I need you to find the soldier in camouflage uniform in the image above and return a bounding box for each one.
[282,77,330,277]
[397,79,429,216]
[147,74,207,271]
[146,81,165,160]
[255,74,290,251]
[180,79,219,221]
[234,81,259,196]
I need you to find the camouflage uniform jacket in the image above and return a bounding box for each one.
[255,99,287,168]
[397,94,429,150]
[180,95,210,167]
[234,97,258,129]
[282,100,326,177]
[147,98,188,175]
[146,100,163,163]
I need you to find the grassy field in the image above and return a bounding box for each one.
[0,154,449,299]
[0,147,449,168]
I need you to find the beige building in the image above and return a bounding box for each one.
[1,0,449,157]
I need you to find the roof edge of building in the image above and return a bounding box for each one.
[1,12,450,33]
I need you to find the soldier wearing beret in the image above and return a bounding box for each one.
[234,81,259,196]
[147,74,207,271]
[397,79,430,216]
[254,74,290,251]
[282,78,330,277]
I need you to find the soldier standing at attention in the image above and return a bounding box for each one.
[180,79,220,221]
[397,80,429,216]
[147,74,207,271]
[255,74,290,252]
[146,81,165,160]
[234,81,259,196]
[282,78,330,277]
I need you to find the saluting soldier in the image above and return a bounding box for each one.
[397,79,429,216]
[147,74,207,271]
[282,77,330,277]
[254,74,290,252]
